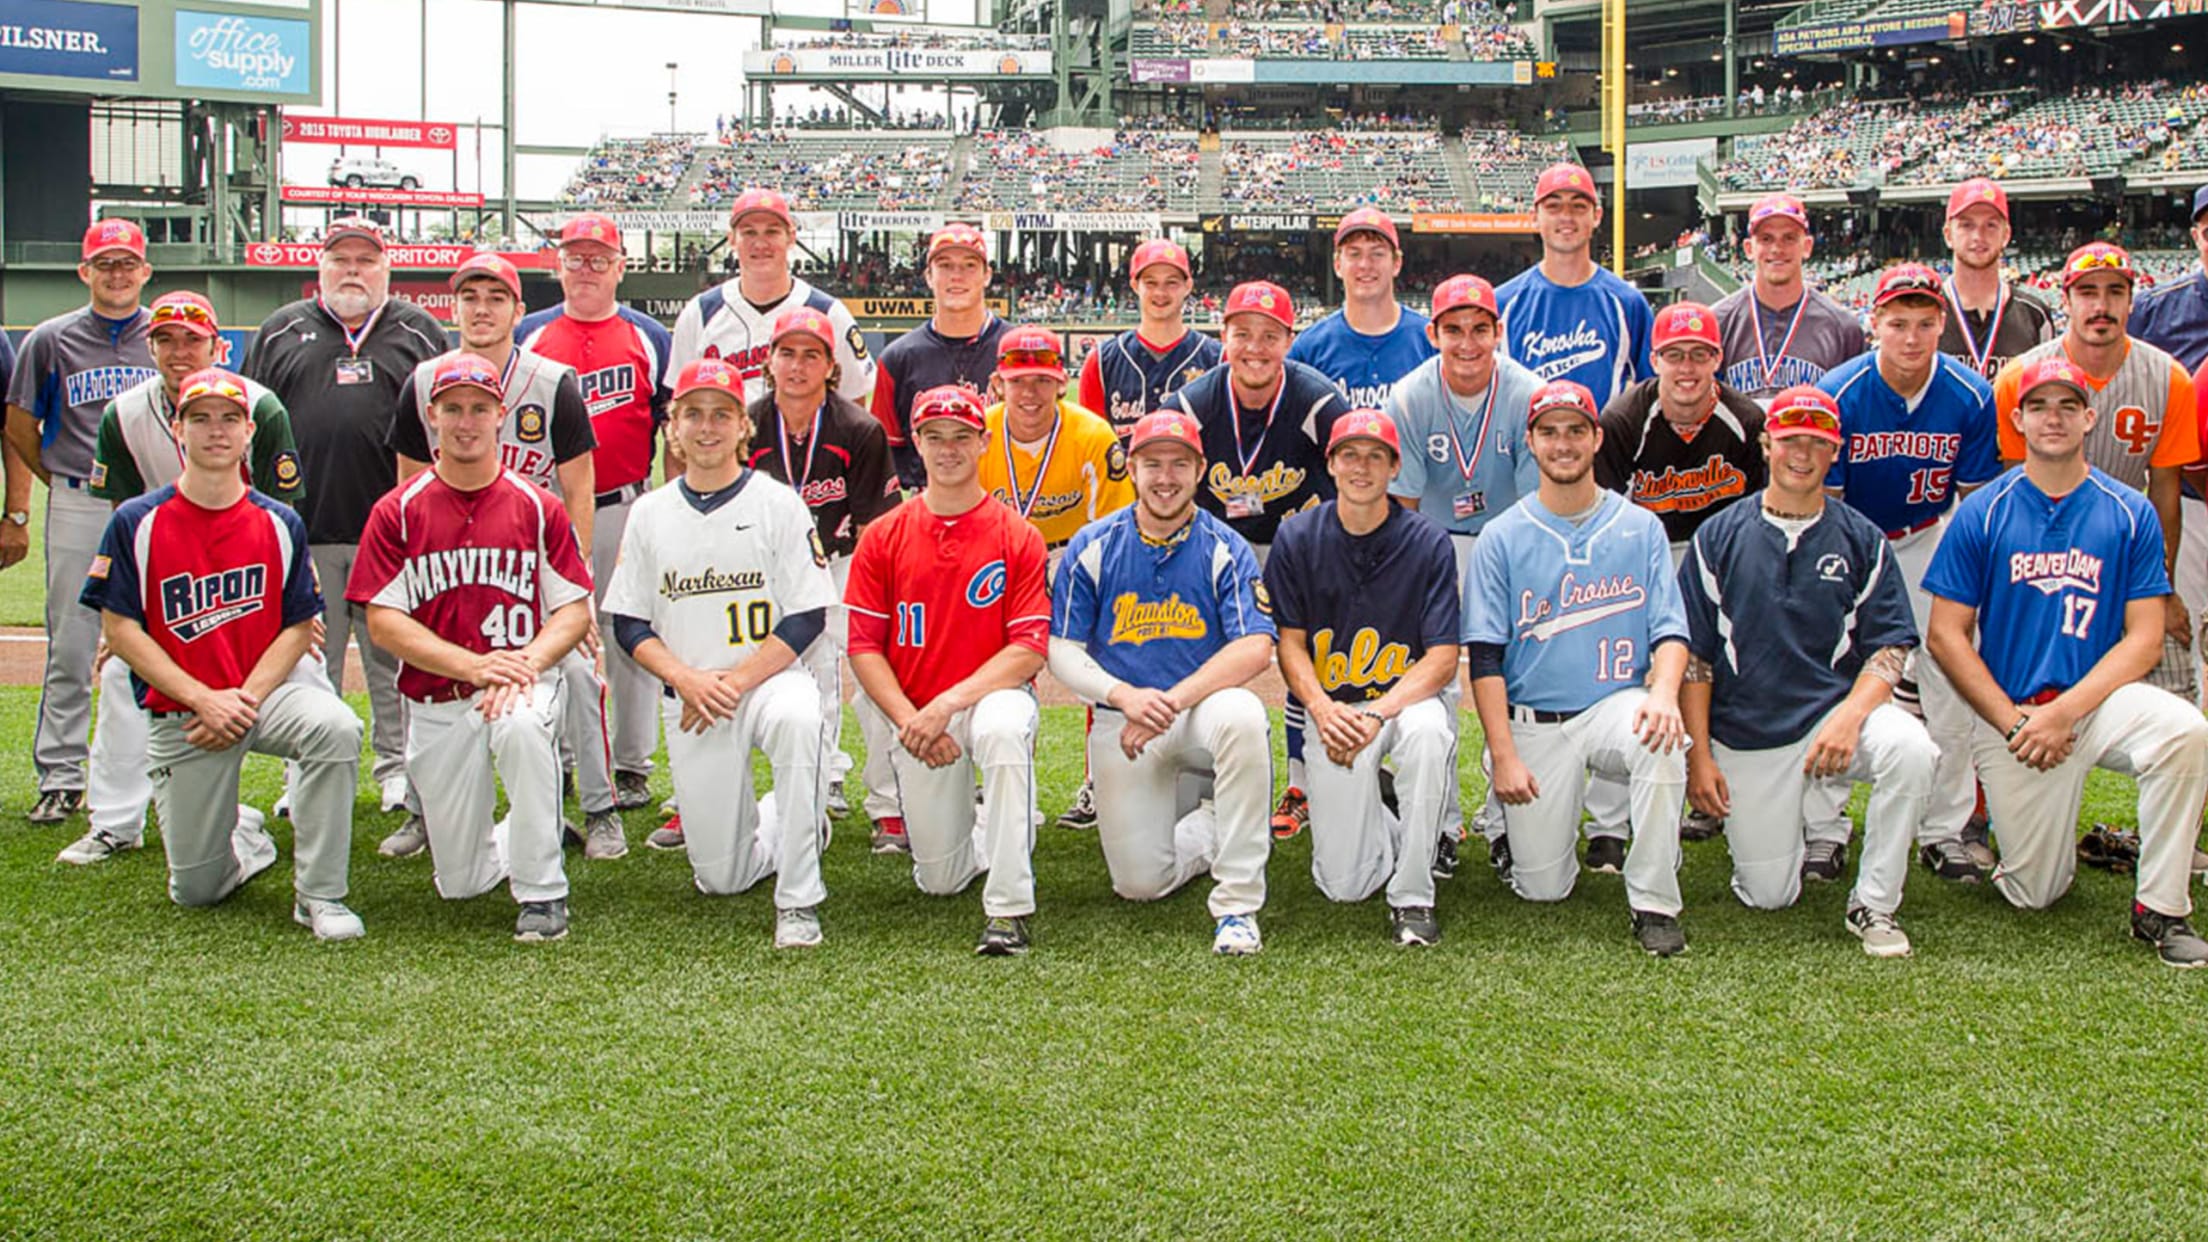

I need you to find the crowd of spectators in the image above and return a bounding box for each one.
[1222,130,1459,212]
[688,131,951,212]
[1462,128,1568,211]
[560,136,695,207]
[957,129,1199,213]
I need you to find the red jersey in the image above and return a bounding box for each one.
[80,486,322,713]
[844,492,1050,708]
[346,469,595,703]
[517,303,672,493]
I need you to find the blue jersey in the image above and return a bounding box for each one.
[1923,467,2169,704]
[1382,353,1542,535]
[1053,506,1276,692]
[1493,265,1654,407]
[2129,267,2208,373]
[1264,501,1459,704]
[1822,351,2000,536]
[1463,490,1688,714]
[1680,493,1917,751]
[1079,328,1222,436]
[1162,359,1348,546]
[1286,305,1437,410]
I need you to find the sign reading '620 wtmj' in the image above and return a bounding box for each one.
[175,9,311,96]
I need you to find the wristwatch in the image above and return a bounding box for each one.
[4,511,27,527]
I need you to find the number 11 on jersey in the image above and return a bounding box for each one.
[895,601,926,646]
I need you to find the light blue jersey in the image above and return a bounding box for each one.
[1054,506,1277,691]
[1493,265,1654,407]
[1287,304,1437,410]
[1383,353,1542,535]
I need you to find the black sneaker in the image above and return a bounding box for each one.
[1919,839,1983,883]
[1377,767,1399,819]
[27,789,83,824]
[1489,834,1513,881]
[1432,832,1459,880]
[1960,813,1996,870]
[1057,779,1097,830]
[612,769,652,811]
[1680,807,1725,841]
[1801,840,1846,883]
[514,898,570,943]
[2131,904,2208,969]
[1585,836,1626,875]
[1631,908,1687,957]
[1389,904,1440,947]
[976,914,1031,956]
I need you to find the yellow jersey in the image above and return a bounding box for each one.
[981,399,1134,549]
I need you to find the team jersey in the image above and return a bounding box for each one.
[346,469,595,703]
[979,399,1133,551]
[1493,265,1654,407]
[1286,304,1438,410]
[1593,378,1767,545]
[1992,338,2201,486]
[389,348,597,492]
[1463,490,1687,714]
[1161,360,1348,546]
[873,314,1012,486]
[1939,279,2057,380]
[91,375,304,505]
[1077,327,1222,435]
[6,305,157,480]
[1265,501,1458,704]
[1712,286,1866,401]
[603,470,837,670]
[1821,351,2000,535]
[670,276,874,413]
[79,486,321,713]
[845,492,1050,709]
[1680,493,1917,751]
[1924,466,2168,703]
[2128,267,2208,372]
[516,303,672,494]
[243,296,447,543]
[1383,353,1541,535]
[1053,506,1275,693]
[745,391,899,559]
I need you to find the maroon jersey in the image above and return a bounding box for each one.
[346,469,594,703]
[81,486,323,713]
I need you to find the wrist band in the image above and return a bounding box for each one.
[2005,715,2029,741]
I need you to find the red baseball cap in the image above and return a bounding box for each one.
[81,218,146,262]
[729,187,794,230]
[1652,301,1720,353]
[1945,178,2009,222]
[1128,238,1190,281]
[428,353,506,403]
[449,253,524,300]
[672,357,744,401]
[1334,206,1399,249]
[2061,241,2134,289]
[1534,164,1598,205]
[996,326,1066,380]
[770,306,837,352]
[1747,193,1810,234]
[1223,281,1294,332]
[1526,379,1600,428]
[1327,409,1401,458]
[323,216,386,252]
[927,222,988,264]
[558,212,624,250]
[1765,385,1843,444]
[176,368,251,414]
[910,384,987,432]
[1872,263,1943,310]
[1126,409,1204,458]
[148,292,219,339]
[2016,356,2092,403]
[1430,274,1499,322]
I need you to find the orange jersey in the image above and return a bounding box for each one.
[979,399,1134,550]
[1993,337,2201,483]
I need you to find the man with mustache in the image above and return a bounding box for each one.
[1713,194,1865,402]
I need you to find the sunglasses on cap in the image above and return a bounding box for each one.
[1000,348,1062,371]
[1880,270,1940,298]
[2069,249,2129,275]
[180,376,249,406]
[151,301,215,328]
[913,391,984,422]
[434,362,501,393]
[1768,404,1841,435]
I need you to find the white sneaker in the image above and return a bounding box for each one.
[294,897,366,942]
[1846,905,1912,958]
[233,810,279,886]
[774,905,823,948]
[57,828,140,865]
[272,791,293,820]
[1212,913,1262,956]
[379,774,410,813]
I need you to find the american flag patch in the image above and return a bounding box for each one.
[88,554,111,579]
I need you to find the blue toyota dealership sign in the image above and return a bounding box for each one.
[174,8,311,95]
[0,0,139,82]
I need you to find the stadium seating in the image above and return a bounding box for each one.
[1721,94,1999,192]
[688,131,952,212]
[560,136,699,207]
[958,129,1200,212]
[1893,83,2208,184]
[1220,130,1460,212]
[1462,128,1570,211]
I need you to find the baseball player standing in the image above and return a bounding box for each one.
[61,292,305,866]
[3,219,159,824]
[844,385,1051,955]
[1267,410,1459,945]
[1594,300,1767,554]
[872,223,1011,488]
[980,326,1133,555]
[1288,208,1436,410]
[2126,186,2208,716]
[80,367,364,940]
[1494,165,1654,408]
[606,357,838,948]
[1924,356,2208,968]
[348,354,597,943]
[1074,239,1221,436]
[1679,386,1937,957]
[1713,195,1866,402]
[1050,409,1278,955]
[1464,379,1692,956]
[244,217,446,817]
[517,212,676,818]
[1938,179,2055,382]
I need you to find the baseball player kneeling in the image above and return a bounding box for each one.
[1923,356,2208,967]
[1266,410,1460,946]
[845,385,1050,956]
[1465,380,1692,957]
[81,368,364,940]
[606,358,836,948]
[348,354,596,944]
[1680,386,1938,957]
[1050,410,1278,956]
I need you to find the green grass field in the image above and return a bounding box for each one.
[0,687,2202,1240]
[0,481,50,627]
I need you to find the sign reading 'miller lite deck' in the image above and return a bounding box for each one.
[0,0,138,81]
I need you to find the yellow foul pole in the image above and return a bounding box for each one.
[1600,0,1627,275]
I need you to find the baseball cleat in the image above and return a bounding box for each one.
[976,914,1030,956]
[514,898,571,943]
[233,810,279,888]
[56,828,139,866]
[827,786,850,817]
[273,791,293,820]
[871,815,910,855]
[2131,905,2208,968]
[1630,909,1686,957]
[1800,840,1847,883]
[378,774,410,814]
[774,905,824,949]
[1431,832,1459,880]
[560,821,585,852]
[1845,904,1912,958]
[1584,836,1626,875]
[2078,823,2140,874]
[1918,840,1983,883]
[613,769,652,811]
[1057,778,1098,830]
[1960,811,1996,871]
[1212,913,1262,956]
[646,816,686,851]
[27,789,84,824]
[294,898,366,942]
[1389,905,1440,947]
[1680,807,1725,842]
[582,810,628,861]
[1269,787,1308,841]
[377,815,428,860]
[1489,834,1513,882]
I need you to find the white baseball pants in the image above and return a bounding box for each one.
[404,677,569,905]
[1496,688,1686,916]
[810,555,897,818]
[1303,693,1454,910]
[662,666,825,908]
[890,687,1039,918]
[36,481,107,793]
[1089,686,1273,918]
[593,498,659,778]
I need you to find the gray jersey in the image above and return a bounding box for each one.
[5,306,156,479]
[1996,337,2196,490]
[391,347,597,494]
[1712,286,1866,402]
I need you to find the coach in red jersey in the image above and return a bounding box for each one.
[845,385,1050,956]
[349,354,596,944]
[81,368,365,940]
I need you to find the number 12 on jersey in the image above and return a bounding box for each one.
[1596,636,1636,682]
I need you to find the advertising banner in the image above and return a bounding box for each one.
[0,0,138,82]
[2037,0,2203,27]
[1624,137,1717,190]
[282,185,484,208]
[174,9,312,95]
[837,211,948,232]
[247,242,547,269]
[1774,13,1960,55]
[281,113,457,150]
[850,296,1010,318]
[983,211,1162,233]
[1409,212,1537,234]
[742,47,1050,77]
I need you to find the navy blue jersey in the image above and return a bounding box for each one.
[873,314,1012,489]
[1821,351,2000,535]
[1286,305,1438,410]
[1077,328,1222,436]
[1161,360,1348,547]
[2129,267,2208,373]
[1494,266,1654,407]
[1264,501,1459,704]
[1923,467,2168,703]
[1680,493,1918,751]
[1054,505,1276,692]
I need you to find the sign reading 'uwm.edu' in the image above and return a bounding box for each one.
[175,9,312,96]
[0,0,138,83]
